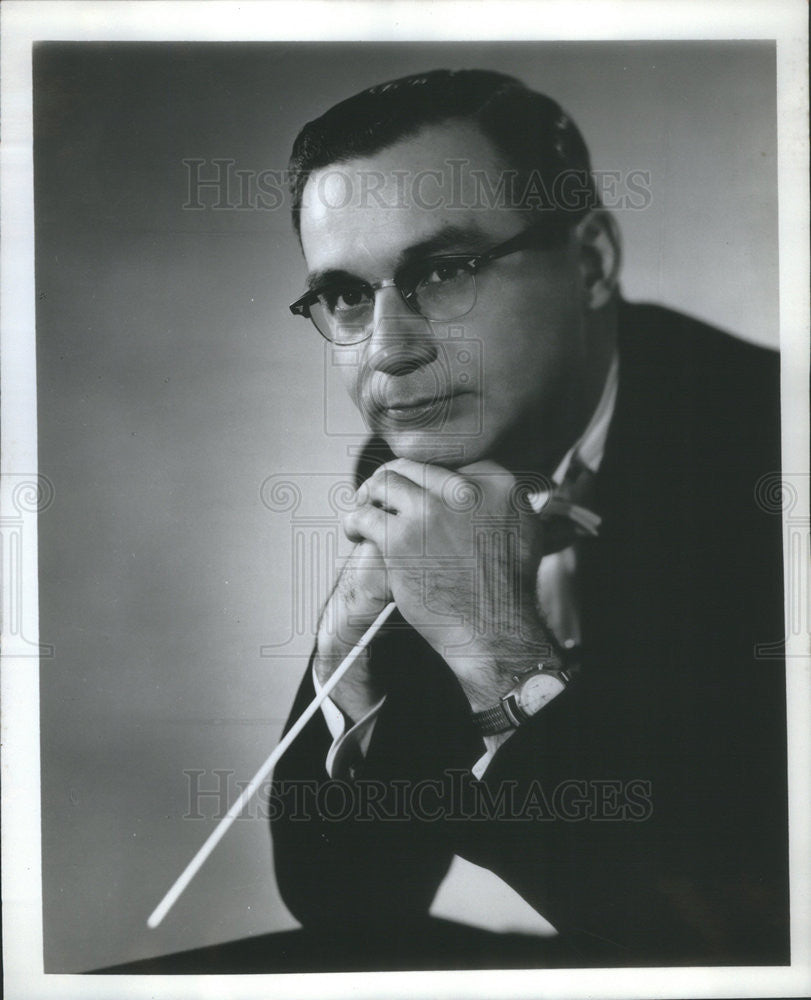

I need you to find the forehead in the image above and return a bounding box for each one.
[298,120,525,279]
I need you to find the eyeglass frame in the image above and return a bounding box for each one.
[288,223,567,344]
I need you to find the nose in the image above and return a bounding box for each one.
[365,285,438,375]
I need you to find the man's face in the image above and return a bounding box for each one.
[298,121,597,473]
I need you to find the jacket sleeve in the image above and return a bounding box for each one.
[450,638,789,964]
[269,637,466,932]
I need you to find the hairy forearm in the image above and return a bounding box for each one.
[313,642,382,722]
[445,602,565,712]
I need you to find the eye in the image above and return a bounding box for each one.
[418,261,469,287]
[319,285,373,316]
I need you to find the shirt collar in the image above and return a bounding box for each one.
[551,351,619,486]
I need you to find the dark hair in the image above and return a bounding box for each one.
[289,68,599,237]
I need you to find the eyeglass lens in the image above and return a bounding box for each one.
[312,262,477,344]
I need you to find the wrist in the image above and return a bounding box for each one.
[470,660,573,737]
[317,597,377,660]
[313,644,383,722]
[444,652,512,712]
[450,620,566,713]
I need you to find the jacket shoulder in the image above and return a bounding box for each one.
[618,300,779,381]
[616,300,781,459]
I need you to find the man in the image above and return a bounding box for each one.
[271,69,788,967]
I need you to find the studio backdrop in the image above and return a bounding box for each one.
[34,40,778,972]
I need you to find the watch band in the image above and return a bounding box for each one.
[471,702,517,736]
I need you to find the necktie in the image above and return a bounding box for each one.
[529,453,601,554]
[530,454,601,661]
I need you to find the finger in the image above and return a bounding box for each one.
[458,459,512,480]
[364,469,426,515]
[342,502,388,547]
[350,538,385,572]
[347,540,391,601]
[381,457,467,498]
[459,459,519,504]
[383,457,493,517]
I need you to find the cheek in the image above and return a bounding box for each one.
[478,300,569,387]
[335,350,363,407]
[476,283,584,414]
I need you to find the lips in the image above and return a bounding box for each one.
[379,391,459,420]
[380,403,444,425]
[359,374,471,427]
[378,382,466,410]
[386,394,450,410]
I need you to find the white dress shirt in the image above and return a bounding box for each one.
[314,353,619,779]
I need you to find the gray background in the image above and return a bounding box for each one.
[35,41,778,972]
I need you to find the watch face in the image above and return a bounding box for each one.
[518,672,566,717]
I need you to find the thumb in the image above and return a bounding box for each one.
[350,540,392,603]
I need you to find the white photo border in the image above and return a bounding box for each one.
[2,2,808,998]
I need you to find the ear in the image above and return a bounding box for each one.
[573,210,622,310]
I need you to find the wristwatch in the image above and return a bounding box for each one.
[471,663,573,736]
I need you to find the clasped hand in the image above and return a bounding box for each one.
[315,458,560,717]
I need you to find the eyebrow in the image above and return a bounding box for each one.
[304,223,491,292]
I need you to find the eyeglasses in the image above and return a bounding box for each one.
[289,225,563,345]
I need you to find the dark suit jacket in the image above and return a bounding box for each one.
[271,301,789,967]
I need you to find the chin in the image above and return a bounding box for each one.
[383,430,492,470]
